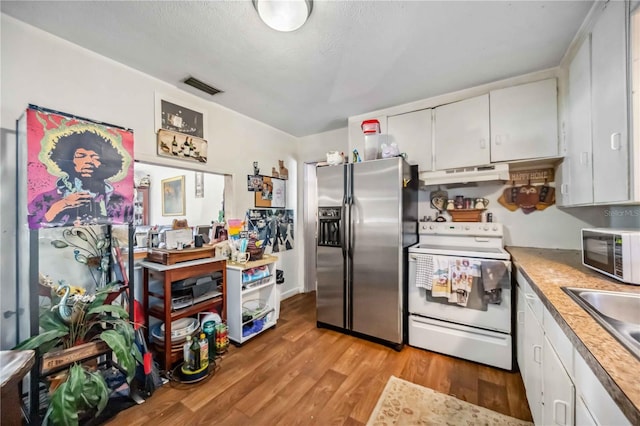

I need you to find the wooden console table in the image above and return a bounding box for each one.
[140,257,226,369]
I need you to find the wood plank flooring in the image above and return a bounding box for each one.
[107,292,532,425]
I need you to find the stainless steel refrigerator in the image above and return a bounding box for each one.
[316,157,418,349]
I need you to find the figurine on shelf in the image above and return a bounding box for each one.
[272,167,279,178]
[253,161,260,176]
[278,160,288,180]
[475,198,489,209]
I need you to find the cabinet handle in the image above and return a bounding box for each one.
[560,183,569,195]
[553,399,568,425]
[495,135,502,146]
[580,151,589,166]
[480,139,487,149]
[517,310,524,324]
[533,344,542,364]
[610,133,621,150]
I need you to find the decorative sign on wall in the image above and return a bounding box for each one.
[498,168,555,214]
[246,209,294,253]
[25,105,134,229]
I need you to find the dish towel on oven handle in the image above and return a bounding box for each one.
[430,256,451,299]
[481,260,511,304]
[415,255,433,290]
[450,257,482,307]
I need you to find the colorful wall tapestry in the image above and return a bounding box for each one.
[26,106,134,229]
[246,209,294,254]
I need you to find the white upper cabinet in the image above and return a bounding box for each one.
[387,109,433,172]
[490,78,559,162]
[561,0,636,206]
[434,94,490,170]
[591,0,629,203]
[566,36,594,205]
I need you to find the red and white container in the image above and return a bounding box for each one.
[361,119,381,160]
[361,119,380,134]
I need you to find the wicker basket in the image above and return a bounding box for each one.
[449,209,484,222]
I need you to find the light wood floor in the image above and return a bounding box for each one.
[107,292,532,425]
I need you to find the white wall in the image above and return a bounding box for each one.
[296,127,349,291]
[134,162,225,227]
[0,15,301,348]
[419,183,609,249]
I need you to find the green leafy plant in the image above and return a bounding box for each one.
[15,281,141,425]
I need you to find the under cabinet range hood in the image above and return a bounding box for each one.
[419,163,510,186]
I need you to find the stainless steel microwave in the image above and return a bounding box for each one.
[582,228,640,285]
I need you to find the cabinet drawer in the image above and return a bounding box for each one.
[516,269,543,325]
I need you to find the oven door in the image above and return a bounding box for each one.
[408,252,511,333]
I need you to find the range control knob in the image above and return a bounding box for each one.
[492,226,498,231]
[464,225,470,230]
[483,225,490,231]
[429,225,435,230]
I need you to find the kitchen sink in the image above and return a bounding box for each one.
[562,287,640,360]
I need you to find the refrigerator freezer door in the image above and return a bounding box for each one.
[350,159,404,343]
[316,165,346,329]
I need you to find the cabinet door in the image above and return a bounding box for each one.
[566,36,594,205]
[434,94,490,170]
[516,285,526,375]
[592,0,629,203]
[576,395,598,426]
[524,301,544,425]
[490,79,559,162]
[387,109,432,172]
[543,336,575,426]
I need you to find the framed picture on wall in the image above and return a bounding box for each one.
[155,92,206,138]
[255,176,285,208]
[195,171,204,198]
[162,175,185,216]
[156,129,208,164]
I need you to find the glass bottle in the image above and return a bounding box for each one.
[199,333,209,369]
[183,137,190,156]
[190,334,201,371]
[183,335,193,370]
[171,136,178,155]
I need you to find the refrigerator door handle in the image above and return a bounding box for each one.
[341,198,347,259]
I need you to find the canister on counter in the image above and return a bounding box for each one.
[487,212,493,222]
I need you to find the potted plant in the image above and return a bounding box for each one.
[14,277,141,425]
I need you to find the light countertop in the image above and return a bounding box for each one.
[507,247,639,424]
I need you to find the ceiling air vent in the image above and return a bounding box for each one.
[183,77,223,96]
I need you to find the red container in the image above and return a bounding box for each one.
[361,119,380,134]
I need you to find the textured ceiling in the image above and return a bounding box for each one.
[1,1,593,137]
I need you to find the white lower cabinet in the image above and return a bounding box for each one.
[543,335,575,426]
[523,300,544,424]
[518,272,631,426]
[516,285,526,377]
[227,256,278,344]
[576,396,598,426]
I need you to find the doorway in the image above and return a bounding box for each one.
[303,162,318,293]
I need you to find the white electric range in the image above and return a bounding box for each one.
[407,222,513,370]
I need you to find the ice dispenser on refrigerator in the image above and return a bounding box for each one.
[318,207,341,247]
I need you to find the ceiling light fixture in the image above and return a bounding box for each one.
[253,0,313,32]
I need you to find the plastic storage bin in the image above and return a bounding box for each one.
[361,119,381,161]
[364,134,380,160]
